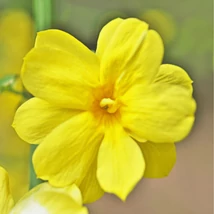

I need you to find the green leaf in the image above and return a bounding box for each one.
[0,74,21,94]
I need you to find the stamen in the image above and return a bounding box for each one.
[100,98,119,113]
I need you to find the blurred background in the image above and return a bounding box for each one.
[0,0,212,213]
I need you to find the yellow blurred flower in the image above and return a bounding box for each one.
[13,18,196,203]
[140,9,176,45]
[0,10,34,201]
[0,10,34,76]
[0,166,88,214]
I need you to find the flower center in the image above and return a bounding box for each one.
[100,98,119,113]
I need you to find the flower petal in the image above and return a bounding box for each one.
[96,18,123,58]
[60,184,83,205]
[0,166,14,214]
[33,111,104,189]
[121,64,196,143]
[35,30,99,79]
[77,158,104,204]
[97,18,151,85]
[10,183,88,214]
[97,124,145,201]
[22,30,100,109]
[154,64,193,95]
[139,142,176,178]
[97,18,164,96]
[114,30,164,97]
[13,97,81,144]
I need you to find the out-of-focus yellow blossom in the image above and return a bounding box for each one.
[140,9,176,45]
[0,166,14,214]
[0,166,88,214]
[0,10,34,201]
[13,18,196,203]
[0,10,34,76]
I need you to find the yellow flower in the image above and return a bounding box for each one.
[0,10,34,76]
[0,10,34,201]
[140,9,176,45]
[13,18,196,202]
[0,166,88,214]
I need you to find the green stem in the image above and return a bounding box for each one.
[33,0,52,32]
[29,0,52,190]
[29,145,42,189]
